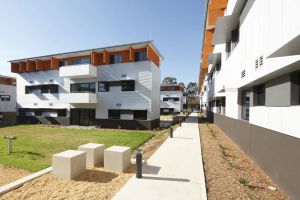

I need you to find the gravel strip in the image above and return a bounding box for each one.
[199,118,290,200]
[0,166,30,187]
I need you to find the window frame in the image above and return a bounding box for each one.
[134,50,147,62]
[121,80,135,91]
[253,84,265,106]
[71,82,95,93]
[133,110,147,120]
[0,95,10,101]
[109,54,122,64]
[98,82,110,92]
[108,109,121,120]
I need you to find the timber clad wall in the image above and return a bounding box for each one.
[198,0,228,92]
[11,46,160,73]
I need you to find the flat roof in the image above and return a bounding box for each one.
[9,40,164,63]
[0,74,16,79]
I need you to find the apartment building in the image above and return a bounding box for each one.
[10,41,162,130]
[160,85,184,114]
[0,75,16,124]
[199,0,300,198]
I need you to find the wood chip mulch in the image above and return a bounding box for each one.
[199,116,290,200]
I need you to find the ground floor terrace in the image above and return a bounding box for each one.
[17,108,159,130]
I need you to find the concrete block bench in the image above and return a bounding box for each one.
[104,146,131,172]
[52,150,86,180]
[78,143,105,168]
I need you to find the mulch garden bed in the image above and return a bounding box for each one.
[199,116,290,200]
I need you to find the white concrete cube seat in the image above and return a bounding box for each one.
[78,143,105,168]
[52,150,86,180]
[104,146,131,172]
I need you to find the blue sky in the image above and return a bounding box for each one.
[0,0,205,85]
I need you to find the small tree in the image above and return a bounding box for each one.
[178,82,186,92]
[186,82,198,97]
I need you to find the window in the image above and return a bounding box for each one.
[135,50,147,61]
[121,80,135,91]
[163,98,168,101]
[108,110,120,119]
[98,82,110,92]
[71,59,80,65]
[173,97,179,101]
[291,71,300,105]
[80,57,90,64]
[26,85,58,94]
[0,95,10,101]
[134,110,147,120]
[110,54,122,64]
[241,91,251,120]
[49,85,59,93]
[41,85,59,94]
[59,60,67,67]
[253,85,265,106]
[71,82,95,93]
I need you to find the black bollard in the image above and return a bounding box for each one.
[179,120,182,127]
[136,149,143,178]
[170,126,173,138]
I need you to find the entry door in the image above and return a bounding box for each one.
[70,109,79,125]
[71,109,95,126]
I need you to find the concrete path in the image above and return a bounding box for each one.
[113,113,207,200]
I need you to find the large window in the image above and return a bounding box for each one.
[253,85,265,106]
[41,85,58,94]
[19,109,67,117]
[98,82,110,92]
[26,85,58,94]
[0,95,10,101]
[121,80,135,91]
[110,54,122,64]
[134,110,147,120]
[71,57,90,65]
[108,110,120,119]
[135,50,147,62]
[71,82,95,93]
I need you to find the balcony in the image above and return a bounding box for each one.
[60,93,97,104]
[59,64,97,78]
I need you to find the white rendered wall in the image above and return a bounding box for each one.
[16,71,70,111]
[205,0,300,130]
[96,61,160,120]
[160,90,183,112]
[250,106,300,139]
[0,84,16,112]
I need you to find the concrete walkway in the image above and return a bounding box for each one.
[113,113,207,200]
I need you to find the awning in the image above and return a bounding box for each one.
[212,15,238,45]
[212,0,248,45]
[208,53,221,72]
[268,34,300,58]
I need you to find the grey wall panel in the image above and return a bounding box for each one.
[211,112,300,200]
[265,74,291,107]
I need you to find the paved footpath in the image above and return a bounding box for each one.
[113,113,207,200]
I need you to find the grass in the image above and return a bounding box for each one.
[0,125,152,172]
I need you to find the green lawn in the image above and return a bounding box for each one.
[0,125,152,172]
